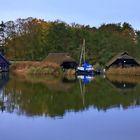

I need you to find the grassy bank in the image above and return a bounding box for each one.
[11,61,62,76]
[106,67,140,76]
[11,61,76,76]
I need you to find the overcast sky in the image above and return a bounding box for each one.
[0,0,139,29]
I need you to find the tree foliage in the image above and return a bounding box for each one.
[1,18,140,65]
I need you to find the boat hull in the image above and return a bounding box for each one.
[76,70,94,75]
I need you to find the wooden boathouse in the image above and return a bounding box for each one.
[45,53,78,69]
[0,54,10,72]
[106,52,140,69]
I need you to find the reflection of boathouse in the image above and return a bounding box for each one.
[106,52,139,69]
[106,75,139,90]
[0,73,9,112]
[45,53,78,69]
[110,81,137,90]
[0,73,9,89]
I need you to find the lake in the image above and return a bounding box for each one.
[0,73,140,140]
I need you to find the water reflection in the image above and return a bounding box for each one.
[77,75,94,84]
[0,73,9,112]
[111,81,136,90]
[106,75,139,90]
[62,75,77,83]
[0,74,140,117]
[77,75,94,106]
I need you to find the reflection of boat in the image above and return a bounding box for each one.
[77,75,93,84]
[76,39,94,75]
[78,75,93,106]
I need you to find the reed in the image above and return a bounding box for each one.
[11,61,62,76]
[106,67,140,76]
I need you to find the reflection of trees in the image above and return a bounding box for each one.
[1,76,140,117]
[4,76,86,117]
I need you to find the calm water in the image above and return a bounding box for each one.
[0,73,140,140]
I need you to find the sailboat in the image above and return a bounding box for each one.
[76,39,94,75]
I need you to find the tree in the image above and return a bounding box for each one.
[0,21,6,54]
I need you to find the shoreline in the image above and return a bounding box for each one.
[106,67,140,76]
[10,61,76,76]
[10,61,140,77]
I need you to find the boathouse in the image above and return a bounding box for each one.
[0,54,10,72]
[45,53,78,69]
[106,52,140,69]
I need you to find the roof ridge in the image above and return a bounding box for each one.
[106,52,139,67]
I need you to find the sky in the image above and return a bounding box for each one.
[0,0,140,29]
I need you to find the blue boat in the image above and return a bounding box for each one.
[77,62,94,75]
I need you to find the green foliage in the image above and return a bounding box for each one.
[2,18,140,65]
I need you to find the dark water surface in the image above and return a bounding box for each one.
[0,73,140,140]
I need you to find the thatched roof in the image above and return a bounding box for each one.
[106,52,139,67]
[44,53,77,65]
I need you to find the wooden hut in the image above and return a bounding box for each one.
[106,52,140,69]
[0,54,10,72]
[45,53,78,69]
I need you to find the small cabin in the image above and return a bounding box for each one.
[106,52,140,69]
[0,54,10,72]
[45,53,78,69]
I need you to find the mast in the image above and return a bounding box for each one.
[79,44,83,66]
[83,39,85,63]
[79,39,86,66]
